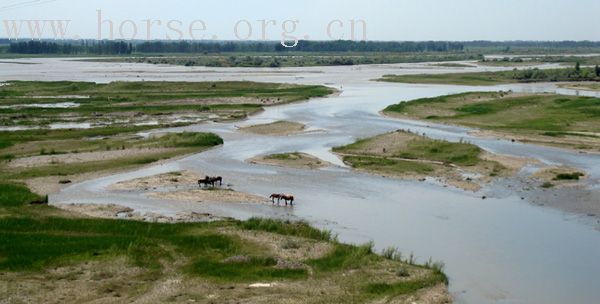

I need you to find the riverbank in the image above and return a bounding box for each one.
[383,91,600,152]
[0,183,450,304]
[378,67,600,86]
[239,121,307,136]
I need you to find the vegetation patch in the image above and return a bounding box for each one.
[250,152,329,170]
[239,120,306,136]
[383,91,600,151]
[333,130,514,191]
[378,65,600,86]
[0,183,449,303]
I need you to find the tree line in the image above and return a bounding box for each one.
[5,40,464,55]
[5,40,600,55]
[7,41,133,55]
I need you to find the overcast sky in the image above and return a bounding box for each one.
[1,0,600,41]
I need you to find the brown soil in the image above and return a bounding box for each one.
[532,166,588,188]
[248,152,331,170]
[54,203,221,223]
[9,148,177,168]
[239,121,306,136]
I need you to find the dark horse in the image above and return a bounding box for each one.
[198,176,223,187]
[270,193,294,206]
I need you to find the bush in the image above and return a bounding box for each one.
[553,172,585,181]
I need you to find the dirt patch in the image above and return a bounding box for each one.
[109,170,269,205]
[249,152,331,170]
[0,257,148,304]
[9,148,177,168]
[54,203,223,223]
[109,170,201,191]
[239,121,306,136]
[149,189,269,204]
[219,227,334,262]
[532,166,588,188]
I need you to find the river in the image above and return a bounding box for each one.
[3,58,600,303]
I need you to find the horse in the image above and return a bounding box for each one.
[198,176,223,187]
[270,193,282,204]
[270,194,294,206]
[280,194,294,206]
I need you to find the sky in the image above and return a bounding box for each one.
[1,0,600,41]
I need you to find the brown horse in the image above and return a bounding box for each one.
[270,194,294,206]
[198,176,223,187]
[280,194,294,206]
[270,194,282,204]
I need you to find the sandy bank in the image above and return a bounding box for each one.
[248,152,331,170]
[238,121,306,136]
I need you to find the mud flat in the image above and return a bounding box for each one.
[249,152,331,170]
[239,121,306,136]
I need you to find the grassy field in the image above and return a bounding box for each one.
[378,66,600,86]
[333,130,509,191]
[0,81,334,128]
[0,183,448,303]
[384,92,600,151]
[0,80,332,193]
[0,131,223,181]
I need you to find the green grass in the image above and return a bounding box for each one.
[0,80,333,130]
[379,72,515,86]
[378,67,600,86]
[307,243,375,273]
[189,256,307,282]
[341,155,435,175]
[237,218,334,241]
[152,132,224,148]
[0,132,223,180]
[0,182,448,303]
[384,92,600,137]
[396,138,481,166]
[364,271,447,296]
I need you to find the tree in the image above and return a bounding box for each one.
[595,65,600,77]
[575,62,581,73]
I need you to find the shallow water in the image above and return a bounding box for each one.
[4,58,600,303]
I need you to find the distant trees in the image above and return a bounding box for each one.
[511,67,600,82]
[8,40,465,55]
[595,65,600,77]
[8,41,132,55]
[575,62,581,73]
